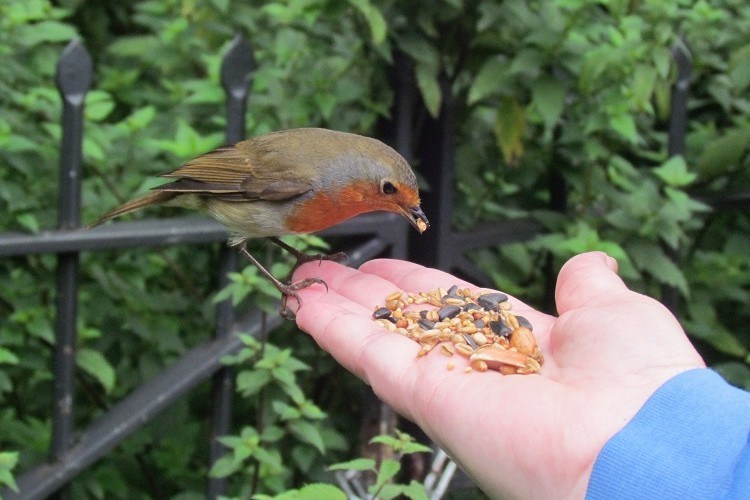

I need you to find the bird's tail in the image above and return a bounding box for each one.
[86,190,178,229]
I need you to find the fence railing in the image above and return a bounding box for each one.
[0,35,411,499]
[0,33,708,499]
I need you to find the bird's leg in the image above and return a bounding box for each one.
[234,241,326,320]
[268,236,348,271]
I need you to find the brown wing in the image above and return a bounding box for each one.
[157,140,316,201]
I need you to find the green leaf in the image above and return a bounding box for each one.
[608,111,638,143]
[348,0,387,44]
[273,401,301,421]
[729,44,750,92]
[209,0,230,13]
[295,484,347,500]
[209,454,240,478]
[370,435,400,448]
[0,468,19,493]
[402,480,429,500]
[260,425,285,443]
[0,451,19,470]
[494,97,526,166]
[414,62,442,118]
[15,213,39,232]
[76,348,116,393]
[85,91,115,121]
[631,65,657,112]
[272,366,297,387]
[468,58,508,104]
[400,441,433,454]
[289,420,326,454]
[0,347,19,365]
[20,21,77,46]
[267,483,347,500]
[685,301,747,357]
[652,156,696,187]
[398,36,441,117]
[697,127,750,179]
[370,459,400,494]
[236,369,272,396]
[328,458,376,471]
[123,106,157,131]
[299,401,326,420]
[652,46,672,79]
[628,242,689,297]
[531,78,566,131]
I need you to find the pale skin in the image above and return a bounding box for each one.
[290,251,706,499]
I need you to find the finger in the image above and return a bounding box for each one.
[359,259,473,292]
[292,280,486,423]
[292,260,409,312]
[361,259,538,312]
[554,252,626,314]
[293,285,419,382]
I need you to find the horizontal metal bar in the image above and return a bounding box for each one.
[0,217,226,256]
[448,218,541,251]
[8,312,273,500]
[4,237,386,500]
[0,213,407,257]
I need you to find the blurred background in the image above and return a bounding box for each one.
[1,0,748,498]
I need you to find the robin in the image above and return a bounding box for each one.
[89,127,429,317]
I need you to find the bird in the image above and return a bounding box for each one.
[88,127,429,317]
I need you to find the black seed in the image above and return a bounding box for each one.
[516,315,533,331]
[420,310,429,319]
[474,319,486,329]
[418,319,435,330]
[447,285,459,296]
[463,302,481,311]
[489,320,512,338]
[373,307,392,319]
[437,305,461,320]
[387,316,397,324]
[477,293,509,311]
[463,334,479,350]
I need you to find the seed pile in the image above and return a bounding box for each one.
[372,286,543,375]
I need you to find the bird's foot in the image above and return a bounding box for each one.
[278,277,329,320]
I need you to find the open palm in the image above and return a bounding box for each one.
[292,252,705,499]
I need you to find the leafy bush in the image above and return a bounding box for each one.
[1,0,748,497]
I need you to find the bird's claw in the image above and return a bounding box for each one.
[278,277,328,320]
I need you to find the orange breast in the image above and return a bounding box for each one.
[284,182,385,233]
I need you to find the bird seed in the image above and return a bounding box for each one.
[372,286,544,375]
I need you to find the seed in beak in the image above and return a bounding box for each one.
[409,206,429,233]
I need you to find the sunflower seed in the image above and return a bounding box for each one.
[372,307,392,319]
[477,293,509,311]
[437,305,461,320]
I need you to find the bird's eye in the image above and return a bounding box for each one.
[382,181,397,195]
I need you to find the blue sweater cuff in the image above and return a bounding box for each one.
[586,369,750,499]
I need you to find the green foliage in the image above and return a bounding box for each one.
[0,451,19,493]
[1,0,749,497]
[1,0,388,496]
[215,334,349,494]
[402,0,750,383]
[329,430,431,500]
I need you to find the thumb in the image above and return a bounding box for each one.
[555,252,626,314]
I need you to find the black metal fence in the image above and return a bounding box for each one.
[0,35,412,499]
[0,34,702,499]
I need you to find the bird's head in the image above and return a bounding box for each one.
[285,130,429,234]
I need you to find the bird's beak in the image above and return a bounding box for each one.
[399,205,429,233]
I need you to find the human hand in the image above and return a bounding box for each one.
[291,252,705,499]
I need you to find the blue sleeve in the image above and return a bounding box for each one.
[586,369,750,499]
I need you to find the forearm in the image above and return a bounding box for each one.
[587,369,750,499]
